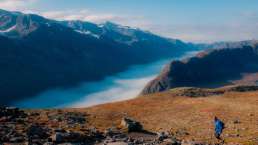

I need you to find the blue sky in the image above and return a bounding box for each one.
[1,0,258,42]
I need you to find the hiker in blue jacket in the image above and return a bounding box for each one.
[214,116,225,139]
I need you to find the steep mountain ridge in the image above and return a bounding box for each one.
[196,40,258,51]
[61,20,192,61]
[0,9,52,37]
[0,9,195,105]
[141,43,258,95]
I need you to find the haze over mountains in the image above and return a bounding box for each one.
[1,8,258,144]
[0,9,197,106]
[1,9,258,106]
[1,0,258,143]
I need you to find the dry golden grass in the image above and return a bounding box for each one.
[27,87,258,144]
[82,88,258,144]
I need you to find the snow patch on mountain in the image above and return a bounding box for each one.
[75,30,100,39]
[0,25,16,33]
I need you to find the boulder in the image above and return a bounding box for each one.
[27,124,50,139]
[157,131,169,141]
[51,131,85,143]
[120,118,143,132]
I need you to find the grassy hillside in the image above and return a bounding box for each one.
[2,85,256,144]
[85,86,258,144]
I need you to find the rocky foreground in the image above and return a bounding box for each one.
[1,85,258,145]
[0,107,191,145]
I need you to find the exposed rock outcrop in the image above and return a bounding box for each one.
[120,118,143,132]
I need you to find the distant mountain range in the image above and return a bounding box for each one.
[141,41,258,95]
[0,9,197,105]
[196,40,258,50]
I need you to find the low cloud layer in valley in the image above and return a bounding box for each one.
[13,51,199,108]
[13,59,168,108]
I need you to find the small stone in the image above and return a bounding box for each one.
[175,129,189,136]
[181,140,204,145]
[105,128,113,136]
[163,137,179,145]
[43,142,54,145]
[9,136,25,143]
[107,142,129,145]
[55,128,66,133]
[241,128,246,131]
[127,137,133,142]
[233,119,241,124]
[157,132,169,141]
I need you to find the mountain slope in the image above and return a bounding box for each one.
[86,85,258,144]
[141,43,258,95]
[196,40,258,50]
[61,20,193,61]
[1,85,257,144]
[0,9,195,105]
